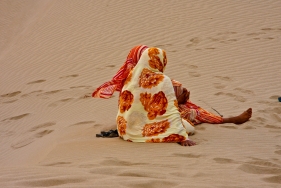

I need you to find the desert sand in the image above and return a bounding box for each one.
[1,0,281,187]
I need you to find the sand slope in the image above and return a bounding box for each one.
[1,0,281,187]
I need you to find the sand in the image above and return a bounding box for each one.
[0,0,281,187]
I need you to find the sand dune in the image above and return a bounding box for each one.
[1,0,281,187]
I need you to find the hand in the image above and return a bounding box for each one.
[179,139,196,146]
[177,88,190,104]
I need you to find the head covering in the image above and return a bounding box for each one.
[116,47,191,143]
[92,45,148,98]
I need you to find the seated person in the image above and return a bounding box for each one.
[93,45,195,146]
[172,79,252,125]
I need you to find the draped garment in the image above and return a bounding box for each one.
[116,47,193,142]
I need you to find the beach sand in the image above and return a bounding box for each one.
[1,0,281,187]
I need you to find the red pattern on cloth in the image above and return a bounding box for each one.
[179,101,223,125]
[92,45,148,98]
[171,79,223,125]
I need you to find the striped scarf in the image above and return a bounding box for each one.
[92,45,148,98]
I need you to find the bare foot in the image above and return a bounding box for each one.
[223,108,252,124]
[179,139,196,146]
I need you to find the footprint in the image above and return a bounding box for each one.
[209,38,220,42]
[70,121,96,126]
[247,32,265,36]
[234,88,254,95]
[261,28,275,31]
[37,90,63,96]
[215,92,246,102]
[21,90,43,97]
[117,171,151,178]
[220,125,237,129]
[190,37,200,43]
[186,37,201,47]
[228,39,238,42]
[35,130,53,138]
[11,130,53,149]
[213,157,236,164]
[275,150,281,155]
[100,158,147,166]
[79,163,98,168]
[271,113,281,122]
[192,172,209,178]
[11,137,35,149]
[213,83,226,89]
[173,153,202,158]
[59,74,79,79]
[214,76,232,81]
[217,32,237,35]
[2,113,30,121]
[70,86,92,90]
[106,65,115,67]
[257,100,275,106]
[170,172,186,178]
[272,107,281,114]
[238,159,281,175]
[243,125,256,129]
[188,72,201,77]
[48,98,74,107]
[239,163,281,174]
[20,178,85,187]
[43,162,72,167]
[265,37,274,40]
[126,180,177,188]
[1,91,21,97]
[269,95,280,100]
[29,122,56,132]
[263,175,281,184]
[265,125,281,130]
[27,79,46,85]
[186,64,198,69]
[2,99,18,104]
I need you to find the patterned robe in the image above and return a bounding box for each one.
[116,47,193,143]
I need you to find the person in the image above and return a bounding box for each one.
[93,45,195,146]
[92,45,252,145]
[172,80,252,125]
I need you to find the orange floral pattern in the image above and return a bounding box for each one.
[117,116,127,136]
[140,91,168,120]
[162,134,186,143]
[146,138,161,143]
[142,119,170,137]
[124,71,133,85]
[162,50,167,67]
[139,68,164,89]
[148,48,164,72]
[174,100,179,109]
[119,90,134,113]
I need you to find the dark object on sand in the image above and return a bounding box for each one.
[96,129,119,138]
[278,97,281,102]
